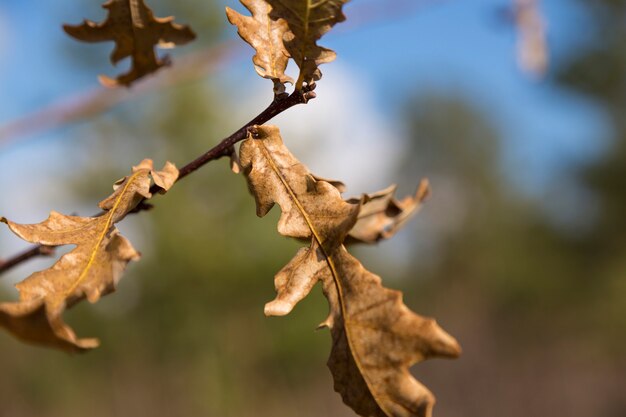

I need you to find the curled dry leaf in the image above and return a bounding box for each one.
[312,174,346,194]
[265,0,349,89]
[226,0,294,94]
[131,158,178,193]
[239,125,460,417]
[0,160,178,353]
[297,174,429,245]
[64,0,196,87]
[346,180,430,245]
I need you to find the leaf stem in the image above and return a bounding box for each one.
[0,85,316,276]
[176,83,316,183]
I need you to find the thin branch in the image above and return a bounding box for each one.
[178,84,316,182]
[0,85,316,276]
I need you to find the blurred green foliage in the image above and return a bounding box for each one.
[1,1,625,416]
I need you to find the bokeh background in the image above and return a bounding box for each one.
[1,0,625,416]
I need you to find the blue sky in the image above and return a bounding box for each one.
[0,0,611,197]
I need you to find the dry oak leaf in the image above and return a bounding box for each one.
[226,0,294,94]
[265,0,349,88]
[345,180,431,245]
[64,0,196,87]
[239,125,461,417]
[0,160,178,353]
[292,175,428,245]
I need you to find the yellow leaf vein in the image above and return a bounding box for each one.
[64,170,143,298]
[257,140,390,416]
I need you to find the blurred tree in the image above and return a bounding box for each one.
[554,0,626,354]
[2,1,625,417]
[393,1,626,416]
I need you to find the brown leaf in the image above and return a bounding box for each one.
[63,0,196,87]
[312,174,346,193]
[321,247,461,417]
[240,125,460,417]
[0,160,178,352]
[265,0,349,88]
[226,0,294,94]
[346,180,430,244]
[230,146,243,174]
[241,125,359,242]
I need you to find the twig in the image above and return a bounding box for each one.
[178,84,316,182]
[0,85,316,276]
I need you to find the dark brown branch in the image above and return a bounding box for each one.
[0,85,316,276]
[177,84,316,182]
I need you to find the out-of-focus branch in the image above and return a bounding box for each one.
[0,245,55,274]
[0,0,450,148]
[0,40,242,148]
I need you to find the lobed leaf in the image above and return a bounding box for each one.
[64,0,196,87]
[239,125,460,417]
[322,247,461,417]
[226,0,294,94]
[266,0,349,88]
[0,160,178,353]
[346,180,431,245]
[240,125,359,242]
